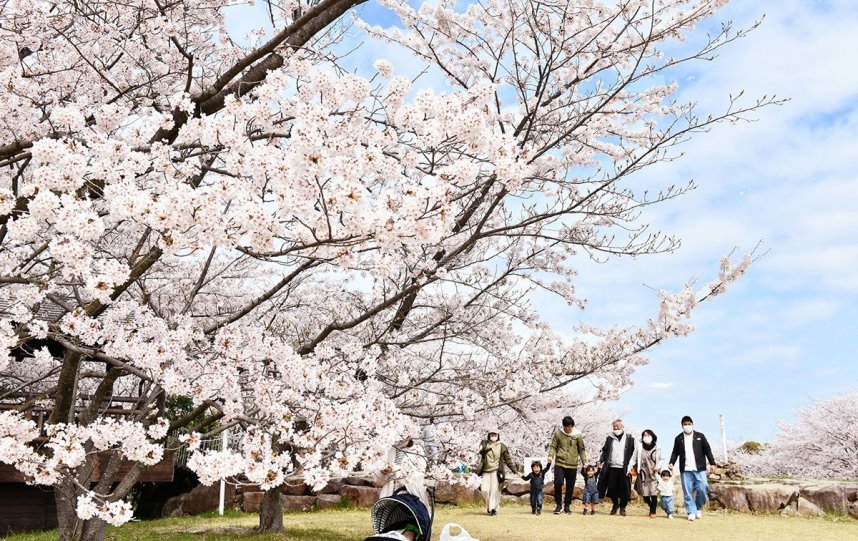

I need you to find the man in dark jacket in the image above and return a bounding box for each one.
[669,415,716,521]
[597,419,636,516]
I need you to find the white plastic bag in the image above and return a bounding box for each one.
[439,523,479,541]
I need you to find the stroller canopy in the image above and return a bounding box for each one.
[370,492,432,541]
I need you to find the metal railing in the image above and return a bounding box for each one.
[175,433,243,467]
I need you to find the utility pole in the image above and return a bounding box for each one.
[719,414,728,464]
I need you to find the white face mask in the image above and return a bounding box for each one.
[642,436,653,445]
[489,435,498,442]
[683,425,693,434]
[613,429,623,436]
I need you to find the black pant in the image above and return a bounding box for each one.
[553,465,577,508]
[605,467,629,509]
[643,495,658,514]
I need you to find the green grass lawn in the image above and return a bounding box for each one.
[6,502,858,540]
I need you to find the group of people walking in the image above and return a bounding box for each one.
[475,415,717,520]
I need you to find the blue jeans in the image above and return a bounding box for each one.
[530,490,544,511]
[680,470,708,514]
[660,495,675,516]
[583,488,600,504]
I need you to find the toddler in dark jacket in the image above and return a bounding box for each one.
[580,464,601,515]
[522,461,548,514]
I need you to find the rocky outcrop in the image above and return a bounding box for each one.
[280,480,310,496]
[281,495,317,512]
[709,479,858,518]
[162,473,857,520]
[339,485,381,507]
[505,480,529,497]
[708,463,745,481]
[800,483,858,515]
[315,494,343,509]
[161,481,238,517]
[162,475,487,517]
[434,481,481,505]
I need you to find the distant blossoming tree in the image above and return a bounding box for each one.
[0,0,776,538]
[732,389,858,480]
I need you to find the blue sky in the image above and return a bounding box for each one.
[560,0,858,449]
[227,0,858,450]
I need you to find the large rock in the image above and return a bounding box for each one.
[849,500,858,520]
[797,497,825,517]
[281,480,310,496]
[505,481,530,496]
[802,484,852,515]
[315,478,344,495]
[161,482,237,517]
[434,482,482,505]
[161,494,187,517]
[709,483,792,513]
[340,485,380,507]
[241,491,265,513]
[315,494,343,509]
[744,485,796,513]
[344,476,376,488]
[709,484,750,513]
[281,495,317,512]
[242,492,315,513]
[709,480,858,518]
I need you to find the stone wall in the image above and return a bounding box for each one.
[161,473,858,520]
[708,478,858,519]
[161,475,482,517]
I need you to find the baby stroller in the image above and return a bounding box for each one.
[364,487,434,541]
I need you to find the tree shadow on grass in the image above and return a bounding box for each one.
[151,526,360,541]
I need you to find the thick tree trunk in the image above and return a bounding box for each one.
[257,484,284,533]
[55,448,133,541]
[55,473,105,541]
[80,518,106,541]
[55,475,82,541]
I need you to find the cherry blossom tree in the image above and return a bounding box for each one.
[731,388,858,480]
[0,0,777,538]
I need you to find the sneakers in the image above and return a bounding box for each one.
[619,508,627,516]
[610,504,619,515]
[553,506,562,515]
[687,513,696,521]
[590,509,596,515]
[649,513,657,519]
[536,508,542,515]
[531,509,536,515]
[668,514,674,520]
[696,510,703,519]
[582,509,588,515]
[564,506,572,515]
[488,509,497,516]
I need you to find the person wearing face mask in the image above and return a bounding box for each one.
[597,419,637,516]
[634,429,663,518]
[668,415,716,521]
[547,415,587,514]
[474,429,520,516]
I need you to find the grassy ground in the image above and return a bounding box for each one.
[7,502,858,540]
